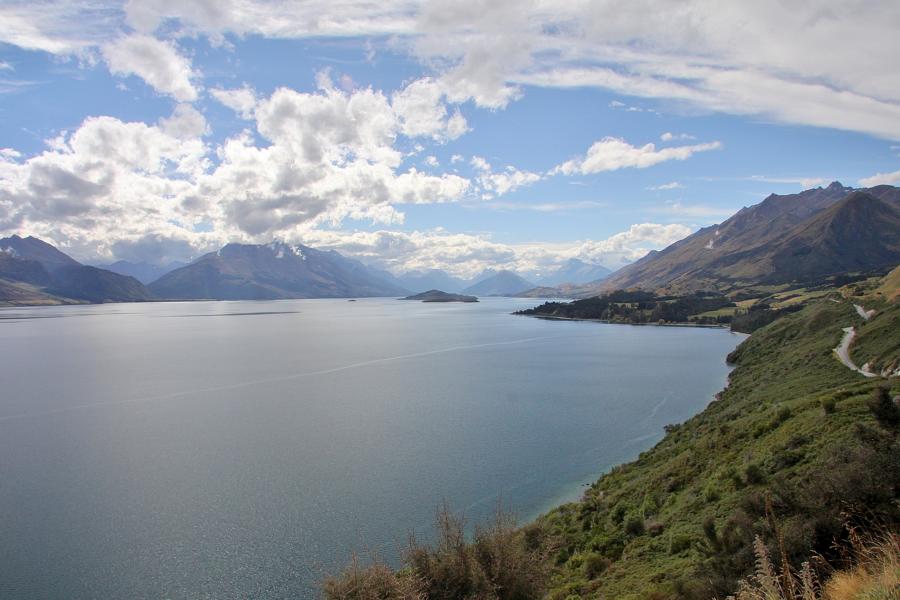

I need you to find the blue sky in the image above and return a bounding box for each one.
[1,1,899,276]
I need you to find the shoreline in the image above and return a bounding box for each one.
[514,312,732,330]
[517,315,744,525]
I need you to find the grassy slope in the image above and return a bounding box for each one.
[845,268,900,375]
[0,278,71,306]
[322,275,899,600]
[873,265,900,303]
[534,295,899,599]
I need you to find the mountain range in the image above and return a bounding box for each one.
[534,258,612,287]
[558,182,900,297]
[0,235,152,304]
[4,182,896,305]
[461,270,536,296]
[95,260,189,284]
[390,263,611,296]
[148,242,409,300]
[393,269,470,294]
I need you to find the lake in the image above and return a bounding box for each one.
[0,298,742,599]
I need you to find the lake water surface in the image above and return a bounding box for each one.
[0,298,742,599]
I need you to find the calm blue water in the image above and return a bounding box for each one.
[0,298,742,599]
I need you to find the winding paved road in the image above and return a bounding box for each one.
[833,303,880,377]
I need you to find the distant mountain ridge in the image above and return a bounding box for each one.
[586,182,900,295]
[395,269,469,294]
[149,241,409,300]
[392,261,612,295]
[462,270,535,296]
[535,258,612,287]
[96,260,188,284]
[5,183,896,305]
[0,235,152,303]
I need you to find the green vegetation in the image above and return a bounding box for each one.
[515,277,865,333]
[325,274,900,600]
[401,290,479,303]
[530,296,898,599]
[728,531,899,600]
[322,506,547,600]
[515,290,736,326]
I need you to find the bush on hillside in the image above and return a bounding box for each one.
[324,505,546,600]
[867,385,900,432]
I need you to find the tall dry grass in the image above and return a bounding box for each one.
[726,531,899,600]
[823,529,898,600]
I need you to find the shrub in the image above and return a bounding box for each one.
[867,385,900,432]
[821,396,836,414]
[322,556,422,600]
[581,552,611,579]
[668,533,693,554]
[705,485,721,503]
[395,505,546,600]
[775,406,792,424]
[744,464,766,485]
[771,450,802,471]
[726,467,746,490]
[624,516,645,537]
[589,532,625,561]
[702,517,720,552]
[753,422,771,439]
[646,520,665,537]
[471,509,546,600]
[610,504,627,525]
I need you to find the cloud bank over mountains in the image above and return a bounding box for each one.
[0,1,897,274]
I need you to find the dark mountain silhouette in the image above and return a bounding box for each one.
[401,289,478,302]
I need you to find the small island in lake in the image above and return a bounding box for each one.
[401,289,479,303]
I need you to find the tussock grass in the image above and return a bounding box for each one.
[728,531,899,600]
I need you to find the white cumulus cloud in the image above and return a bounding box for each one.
[470,156,541,199]
[210,85,258,119]
[859,169,900,187]
[552,137,721,176]
[299,221,692,277]
[102,34,198,101]
[0,79,476,258]
[391,77,469,141]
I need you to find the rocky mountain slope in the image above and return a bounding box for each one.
[590,182,900,295]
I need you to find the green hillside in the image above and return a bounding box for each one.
[533,295,898,599]
[324,276,900,600]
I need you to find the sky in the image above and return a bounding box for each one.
[1,1,899,277]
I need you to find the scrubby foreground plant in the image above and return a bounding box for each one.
[322,506,547,600]
[728,530,899,600]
